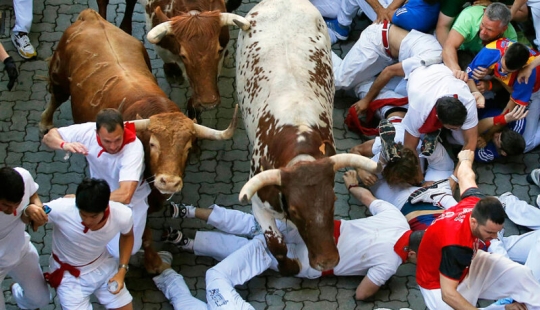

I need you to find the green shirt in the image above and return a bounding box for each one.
[440,0,514,18]
[452,5,517,53]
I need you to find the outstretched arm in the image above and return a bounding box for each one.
[456,150,476,196]
[443,30,467,81]
[42,128,89,155]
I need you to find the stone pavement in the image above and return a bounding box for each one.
[1,0,540,309]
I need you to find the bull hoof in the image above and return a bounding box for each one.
[39,122,53,135]
[163,63,184,85]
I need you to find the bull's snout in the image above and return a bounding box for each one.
[310,251,340,272]
[154,174,183,194]
[194,95,220,111]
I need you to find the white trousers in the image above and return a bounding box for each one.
[55,254,132,310]
[526,0,540,46]
[0,241,49,310]
[310,0,340,18]
[337,0,392,25]
[420,251,540,310]
[498,192,540,230]
[333,23,395,90]
[153,268,207,310]
[522,92,540,152]
[107,197,148,258]
[12,0,33,34]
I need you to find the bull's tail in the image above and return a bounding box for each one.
[226,0,242,12]
[76,8,103,22]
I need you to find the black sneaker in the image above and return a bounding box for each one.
[420,129,441,156]
[379,119,401,162]
[161,227,188,246]
[166,202,190,219]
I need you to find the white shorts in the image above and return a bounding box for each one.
[55,255,132,310]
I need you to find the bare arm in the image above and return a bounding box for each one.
[366,0,405,22]
[109,228,134,294]
[518,56,540,84]
[456,150,476,196]
[110,181,138,205]
[443,30,467,81]
[21,192,48,231]
[461,125,478,152]
[354,63,405,115]
[42,128,89,155]
[435,13,455,47]
[510,0,528,21]
[349,139,375,157]
[355,276,381,300]
[0,43,9,61]
[440,274,477,310]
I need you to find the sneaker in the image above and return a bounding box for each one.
[408,179,451,204]
[157,251,173,266]
[420,129,441,156]
[11,32,37,59]
[167,202,192,219]
[162,227,191,248]
[379,119,401,163]
[324,18,350,42]
[536,194,540,208]
[527,169,540,187]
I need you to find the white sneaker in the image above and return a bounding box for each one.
[11,32,37,59]
[536,194,540,208]
[527,169,540,187]
[158,251,173,266]
[408,180,451,205]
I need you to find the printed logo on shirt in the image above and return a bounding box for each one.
[209,289,229,307]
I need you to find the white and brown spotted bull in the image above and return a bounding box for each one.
[40,9,237,210]
[235,0,381,275]
[96,0,248,120]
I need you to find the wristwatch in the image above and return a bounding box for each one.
[119,264,130,271]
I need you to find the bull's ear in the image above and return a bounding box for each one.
[154,6,170,24]
[320,140,336,156]
[261,157,274,171]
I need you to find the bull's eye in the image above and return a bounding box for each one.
[149,142,156,148]
[218,47,224,54]
[180,54,187,60]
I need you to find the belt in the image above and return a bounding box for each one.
[382,20,392,58]
[321,220,342,276]
[44,252,102,288]
[389,118,402,123]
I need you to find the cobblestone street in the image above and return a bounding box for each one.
[1,0,539,309]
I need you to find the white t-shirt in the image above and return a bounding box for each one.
[0,167,38,269]
[333,200,410,286]
[403,64,478,138]
[47,198,133,273]
[58,123,151,203]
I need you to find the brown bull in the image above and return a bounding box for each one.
[96,0,248,120]
[40,8,237,210]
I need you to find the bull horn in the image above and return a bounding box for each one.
[220,13,250,31]
[147,21,173,44]
[239,169,281,204]
[129,119,151,131]
[193,104,239,140]
[330,153,382,173]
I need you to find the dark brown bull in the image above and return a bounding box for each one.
[40,9,238,270]
[96,0,247,120]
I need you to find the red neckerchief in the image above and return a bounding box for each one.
[393,230,413,263]
[345,97,409,136]
[418,94,459,134]
[82,207,110,233]
[96,122,137,158]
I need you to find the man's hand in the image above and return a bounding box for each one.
[25,204,48,231]
[62,142,89,155]
[505,105,529,123]
[374,7,393,23]
[452,69,468,82]
[518,65,534,84]
[477,136,487,149]
[472,91,485,108]
[470,66,488,80]
[356,168,378,187]
[353,98,369,116]
[458,149,475,162]
[3,56,18,91]
[108,270,126,294]
[505,302,528,310]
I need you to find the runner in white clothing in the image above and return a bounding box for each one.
[42,108,151,258]
[161,177,424,309]
[0,167,50,309]
[45,178,134,310]
[403,63,479,183]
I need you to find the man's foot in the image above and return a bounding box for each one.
[379,119,401,163]
[162,227,194,250]
[408,180,451,205]
[324,18,350,42]
[11,32,37,59]
[420,129,441,156]
[527,169,540,187]
[166,202,195,219]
